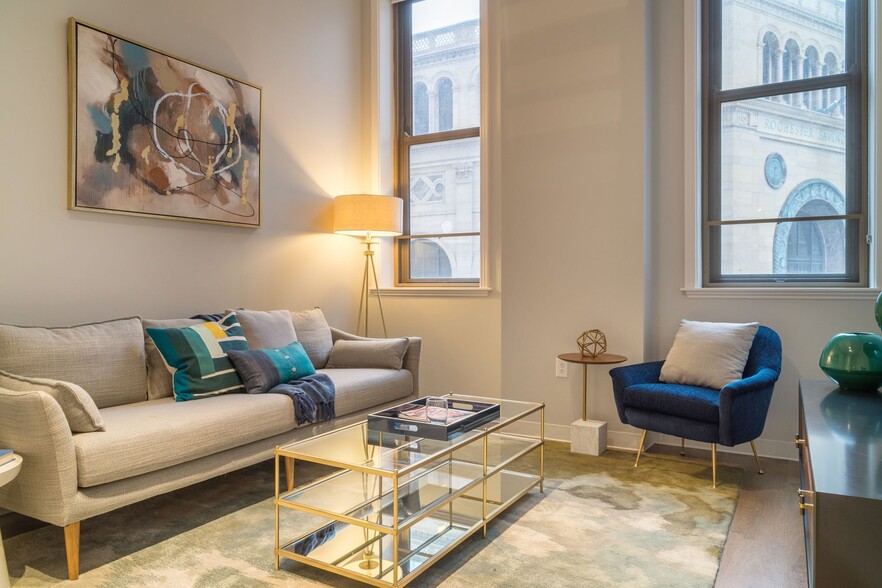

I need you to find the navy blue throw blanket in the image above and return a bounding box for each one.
[269,373,336,425]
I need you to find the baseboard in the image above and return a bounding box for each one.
[503,420,570,443]
[655,434,798,462]
[607,429,651,452]
[501,421,796,461]
[501,421,651,453]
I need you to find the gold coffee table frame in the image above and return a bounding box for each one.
[273,394,544,587]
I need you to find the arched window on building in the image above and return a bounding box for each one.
[773,180,846,275]
[762,32,780,85]
[783,39,801,105]
[413,82,429,135]
[436,77,453,132]
[803,46,820,109]
[411,239,452,279]
[823,53,839,114]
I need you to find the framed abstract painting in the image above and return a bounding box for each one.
[68,18,261,227]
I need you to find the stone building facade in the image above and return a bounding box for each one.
[719,0,847,276]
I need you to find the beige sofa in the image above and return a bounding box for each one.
[0,309,420,580]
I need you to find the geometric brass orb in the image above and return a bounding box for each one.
[577,329,607,358]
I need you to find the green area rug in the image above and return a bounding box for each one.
[5,442,740,587]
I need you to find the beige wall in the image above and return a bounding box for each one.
[498,0,647,443]
[5,0,875,461]
[0,0,366,327]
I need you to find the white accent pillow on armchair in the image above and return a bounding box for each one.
[659,320,759,389]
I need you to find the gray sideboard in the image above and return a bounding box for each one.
[797,380,882,588]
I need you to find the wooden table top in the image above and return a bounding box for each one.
[557,353,627,365]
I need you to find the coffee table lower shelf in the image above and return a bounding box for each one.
[276,469,540,587]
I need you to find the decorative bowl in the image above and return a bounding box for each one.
[819,332,882,391]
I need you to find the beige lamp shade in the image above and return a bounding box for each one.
[333,194,403,237]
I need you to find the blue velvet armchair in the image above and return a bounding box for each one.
[609,325,782,487]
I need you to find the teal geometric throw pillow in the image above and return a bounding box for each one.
[227,341,316,394]
[145,312,249,401]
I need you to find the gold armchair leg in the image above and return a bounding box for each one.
[749,440,764,474]
[634,430,647,467]
[680,438,685,456]
[711,443,717,488]
[64,521,80,581]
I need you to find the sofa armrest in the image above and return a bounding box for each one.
[329,328,422,396]
[0,388,78,526]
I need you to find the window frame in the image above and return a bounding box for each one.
[394,0,482,286]
[701,0,870,287]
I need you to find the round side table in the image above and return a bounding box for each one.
[558,353,627,456]
[0,454,23,588]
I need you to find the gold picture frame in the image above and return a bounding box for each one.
[68,18,262,228]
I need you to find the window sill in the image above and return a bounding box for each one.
[374,287,492,298]
[682,287,880,300]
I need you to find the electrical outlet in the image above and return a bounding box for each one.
[556,358,568,378]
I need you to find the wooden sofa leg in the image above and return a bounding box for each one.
[64,522,80,580]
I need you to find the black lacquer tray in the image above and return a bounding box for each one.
[367,397,500,441]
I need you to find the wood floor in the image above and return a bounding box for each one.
[1,445,808,587]
[650,443,807,588]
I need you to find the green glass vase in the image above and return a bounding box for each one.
[819,332,882,391]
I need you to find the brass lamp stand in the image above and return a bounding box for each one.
[357,234,388,338]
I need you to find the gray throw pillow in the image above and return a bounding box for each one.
[290,308,334,369]
[236,309,298,350]
[0,370,104,432]
[326,339,409,370]
[0,317,146,408]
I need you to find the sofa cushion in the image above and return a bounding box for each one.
[320,368,413,417]
[73,394,296,487]
[622,382,720,424]
[290,308,333,369]
[0,317,146,408]
[659,320,759,389]
[143,318,202,400]
[236,309,297,350]
[145,312,249,401]
[326,339,409,370]
[0,370,105,433]
[228,341,316,394]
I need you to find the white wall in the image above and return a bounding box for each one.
[0,0,366,327]
[647,1,878,459]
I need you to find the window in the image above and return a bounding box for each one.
[704,0,868,286]
[396,0,481,284]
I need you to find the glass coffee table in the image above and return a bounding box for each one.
[273,394,544,587]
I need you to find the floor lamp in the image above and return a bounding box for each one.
[333,194,403,337]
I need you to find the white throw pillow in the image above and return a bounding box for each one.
[659,320,759,389]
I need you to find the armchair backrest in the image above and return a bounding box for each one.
[742,325,782,379]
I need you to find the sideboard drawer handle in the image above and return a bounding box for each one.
[798,488,814,510]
